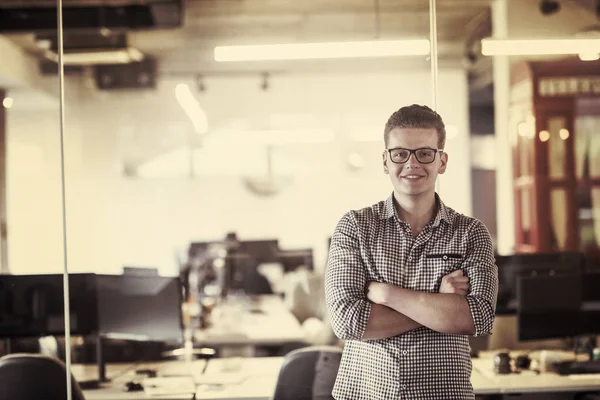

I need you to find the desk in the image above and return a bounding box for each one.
[75,358,283,400]
[73,361,199,400]
[78,355,600,400]
[194,295,306,355]
[472,354,600,397]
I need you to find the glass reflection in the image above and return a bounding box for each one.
[29,0,600,397]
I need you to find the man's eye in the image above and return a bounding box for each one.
[418,150,434,157]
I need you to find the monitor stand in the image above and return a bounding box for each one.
[77,335,109,390]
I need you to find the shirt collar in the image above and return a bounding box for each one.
[381,192,450,227]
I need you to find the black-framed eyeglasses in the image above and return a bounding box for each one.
[387,147,443,164]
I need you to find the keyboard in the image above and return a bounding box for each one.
[554,360,600,375]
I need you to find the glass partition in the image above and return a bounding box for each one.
[0,0,67,386]
[57,0,463,385]
[50,0,600,397]
[0,0,589,395]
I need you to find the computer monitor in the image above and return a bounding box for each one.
[517,270,600,341]
[224,253,253,293]
[495,252,583,315]
[223,254,273,295]
[277,249,314,272]
[0,273,183,384]
[517,274,583,341]
[238,240,280,264]
[122,266,159,276]
[580,271,600,336]
[582,252,600,272]
[0,274,98,338]
[95,274,183,345]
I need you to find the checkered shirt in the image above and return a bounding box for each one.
[325,193,498,400]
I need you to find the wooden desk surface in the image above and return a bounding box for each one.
[75,358,283,400]
[77,354,600,400]
[194,295,306,346]
[73,361,201,400]
[472,355,600,394]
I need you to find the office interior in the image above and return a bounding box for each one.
[0,0,600,399]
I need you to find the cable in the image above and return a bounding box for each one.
[108,361,144,381]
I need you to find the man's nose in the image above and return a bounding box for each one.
[406,153,421,168]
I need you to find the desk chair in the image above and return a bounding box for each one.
[273,345,342,400]
[0,353,86,400]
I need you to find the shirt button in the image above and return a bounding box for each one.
[400,384,407,390]
[402,350,408,355]
[442,255,448,261]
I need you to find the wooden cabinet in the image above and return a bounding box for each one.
[509,58,600,254]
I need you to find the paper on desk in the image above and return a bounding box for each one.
[143,377,196,397]
[568,373,600,380]
[195,375,277,399]
[194,373,247,386]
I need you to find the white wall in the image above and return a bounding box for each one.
[7,68,471,276]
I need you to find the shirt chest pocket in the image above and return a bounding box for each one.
[425,253,464,292]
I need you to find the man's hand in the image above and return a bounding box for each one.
[439,269,469,296]
[365,281,390,305]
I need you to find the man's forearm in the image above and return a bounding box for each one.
[362,303,421,340]
[381,286,475,335]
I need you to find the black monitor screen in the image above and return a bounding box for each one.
[581,271,600,336]
[583,252,600,272]
[0,274,98,338]
[224,254,273,295]
[496,252,583,315]
[96,275,183,345]
[517,274,583,341]
[582,271,600,303]
[238,240,279,264]
[277,250,314,272]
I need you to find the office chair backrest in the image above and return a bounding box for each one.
[273,345,342,400]
[0,353,86,400]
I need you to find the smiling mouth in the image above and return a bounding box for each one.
[401,175,425,179]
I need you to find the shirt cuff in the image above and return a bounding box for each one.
[465,295,492,337]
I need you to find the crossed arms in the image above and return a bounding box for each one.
[324,212,498,341]
[362,270,474,340]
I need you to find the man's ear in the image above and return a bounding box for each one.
[382,151,389,174]
[439,152,448,174]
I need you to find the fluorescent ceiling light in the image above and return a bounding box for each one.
[351,125,458,142]
[481,38,600,56]
[207,128,336,145]
[45,47,144,65]
[214,40,430,62]
[579,52,600,61]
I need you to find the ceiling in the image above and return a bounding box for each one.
[4,0,493,76]
[3,0,599,177]
[140,0,490,75]
[0,0,498,177]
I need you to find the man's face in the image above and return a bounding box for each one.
[382,127,448,198]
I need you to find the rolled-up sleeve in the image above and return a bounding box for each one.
[462,219,498,337]
[325,212,371,341]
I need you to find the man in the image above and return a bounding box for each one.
[325,104,498,400]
